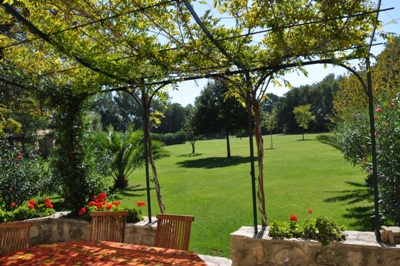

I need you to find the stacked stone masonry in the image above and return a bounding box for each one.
[27,212,157,247]
[231,226,400,266]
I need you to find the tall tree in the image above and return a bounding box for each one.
[182,105,202,154]
[194,80,247,158]
[263,109,277,149]
[293,104,315,140]
[153,103,186,134]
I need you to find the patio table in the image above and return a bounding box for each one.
[0,239,207,265]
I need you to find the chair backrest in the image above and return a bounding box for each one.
[0,221,32,256]
[90,211,128,243]
[154,214,194,251]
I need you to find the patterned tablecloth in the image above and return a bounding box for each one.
[0,239,207,265]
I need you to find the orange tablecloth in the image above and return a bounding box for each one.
[0,240,207,265]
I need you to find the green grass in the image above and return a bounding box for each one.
[115,133,373,258]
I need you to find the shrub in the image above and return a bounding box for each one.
[335,92,400,224]
[0,198,56,222]
[269,212,346,245]
[78,192,144,223]
[0,140,52,211]
[151,131,186,145]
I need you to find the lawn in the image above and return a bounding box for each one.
[115,133,373,258]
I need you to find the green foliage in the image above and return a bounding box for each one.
[315,216,346,245]
[269,214,346,245]
[49,91,110,215]
[293,104,316,140]
[0,140,52,211]
[10,206,36,221]
[151,131,186,146]
[96,126,170,189]
[0,198,56,222]
[124,206,143,223]
[293,104,315,130]
[182,105,203,153]
[335,92,400,224]
[276,75,340,134]
[0,209,14,223]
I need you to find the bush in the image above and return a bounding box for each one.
[0,140,52,211]
[77,192,144,223]
[0,198,56,222]
[269,212,346,245]
[335,92,400,224]
[151,131,186,145]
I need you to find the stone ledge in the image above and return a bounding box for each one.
[231,226,400,266]
[27,213,157,247]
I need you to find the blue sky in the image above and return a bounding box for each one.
[168,0,400,106]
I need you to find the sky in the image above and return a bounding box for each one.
[168,0,400,106]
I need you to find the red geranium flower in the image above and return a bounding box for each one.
[290,214,298,222]
[44,198,53,208]
[10,202,16,208]
[308,209,312,214]
[27,203,35,210]
[97,192,107,201]
[136,201,146,207]
[78,207,86,216]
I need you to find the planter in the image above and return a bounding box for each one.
[27,212,157,247]
[230,226,400,266]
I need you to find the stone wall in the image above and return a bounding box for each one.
[231,226,400,266]
[28,212,157,247]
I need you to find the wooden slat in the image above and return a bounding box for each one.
[90,211,128,243]
[154,214,194,251]
[0,221,32,256]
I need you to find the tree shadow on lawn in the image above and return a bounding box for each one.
[114,184,152,199]
[323,181,375,231]
[176,155,253,169]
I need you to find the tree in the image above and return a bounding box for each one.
[153,103,186,134]
[293,104,315,140]
[263,109,277,149]
[333,37,400,121]
[182,105,202,154]
[194,80,248,158]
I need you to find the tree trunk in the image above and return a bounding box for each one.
[226,129,231,158]
[252,99,267,226]
[191,141,196,153]
[270,131,273,149]
[142,92,165,214]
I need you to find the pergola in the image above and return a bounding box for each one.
[0,0,394,241]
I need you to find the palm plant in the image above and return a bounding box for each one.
[97,126,170,189]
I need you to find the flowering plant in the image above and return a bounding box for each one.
[0,198,56,222]
[79,192,145,223]
[269,209,346,245]
[0,140,51,211]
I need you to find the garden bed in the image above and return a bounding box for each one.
[231,226,400,266]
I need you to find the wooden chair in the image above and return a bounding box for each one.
[90,211,128,243]
[0,221,32,256]
[154,214,194,251]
